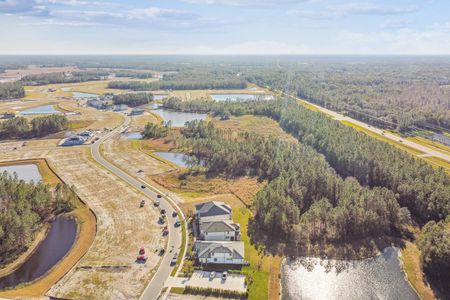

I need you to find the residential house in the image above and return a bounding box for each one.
[194,241,245,265]
[195,201,232,224]
[200,220,240,241]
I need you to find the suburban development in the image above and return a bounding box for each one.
[0,1,449,300]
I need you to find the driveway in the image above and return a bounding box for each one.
[166,271,246,293]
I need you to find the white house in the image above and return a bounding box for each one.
[200,220,240,241]
[195,201,232,224]
[194,241,245,265]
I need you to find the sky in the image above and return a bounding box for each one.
[0,0,449,54]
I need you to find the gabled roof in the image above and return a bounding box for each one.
[200,220,240,233]
[194,241,244,260]
[195,201,232,218]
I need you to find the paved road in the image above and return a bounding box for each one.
[90,117,184,300]
[273,88,450,163]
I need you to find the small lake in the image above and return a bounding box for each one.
[210,93,273,102]
[282,247,418,300]
[0,216,77,290]
[153,95,168,100]
[121,132,143,140]
[19,105,61,115]
[151,109,207,127]
[154,152,191,167]
[0,164,42,183]
[72,92,99,99]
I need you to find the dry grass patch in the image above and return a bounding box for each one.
[212,115,297,144]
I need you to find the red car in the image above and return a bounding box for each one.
[139,247,145,255]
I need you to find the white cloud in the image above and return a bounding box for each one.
[181,0,309,6]
[289,2,419,19]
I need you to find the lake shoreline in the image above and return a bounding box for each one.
[0,159,97,297]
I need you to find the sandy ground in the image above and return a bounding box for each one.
[0,146,166,299]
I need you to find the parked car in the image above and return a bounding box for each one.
[157,194,162,198]
[136,255,147,263]
[141,185,146,189]
[154,200,160,207]
[158,248,165,256]
[158,216,165,224]
[172,211,178,217]
[160,209,166,215]
[222,271,228,281]
[140,200,145,208]
[174,220,181,227]
[170,253,178,265]
[210,271,216,279]
[139,247,145,255]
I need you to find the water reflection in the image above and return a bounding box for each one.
[282,247,418,300]
[0,164,42,183]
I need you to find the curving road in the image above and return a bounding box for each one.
[90,117,186,300]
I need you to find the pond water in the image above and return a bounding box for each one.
[153,95,168,100]
[0,164,42,183]
[0,216,77,290]
[61,87,72,91]
[19,105,61,115]
[72,92,99,99]
[151,109,207,127]
[154,152,191,167]
[282,247,418,300]
[121,132,143,140]
[210,93,273,102]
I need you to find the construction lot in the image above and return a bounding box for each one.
[0,146,166,299]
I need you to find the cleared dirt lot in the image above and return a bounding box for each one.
[0,146,166,299]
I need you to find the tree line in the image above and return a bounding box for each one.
[112,92,153,107]
[142,122,170,139]
[0,115,69,139]
[114,70,155,79]
[0,82,25,100]
[0,175,75,266]
[21,70,110,85]
[182,120,410,244]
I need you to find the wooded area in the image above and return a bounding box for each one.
[0,82,24,100]
[109,70,246,91]
[243,63,450,132]
[21,71,109,85]
[166,97,449,223]
[112,93,153,107]
[182,120,409,244]
[0,115,69,139]
[0,176,75,266]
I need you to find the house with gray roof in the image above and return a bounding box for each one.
[200,220,240,241]
[195,201,232,224]
[194,241,245,265]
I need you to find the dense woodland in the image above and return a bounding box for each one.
[182,120,409,243]
[0,82,25,100]
[113,70,155,79]
[243,63,450,132]
[109,70,246,91]
[112,92,153,107]
[165,97,450,223]
[0,176,75,266]
[21,70,109,85]
[0,115,69,139]
[417,219,450,294]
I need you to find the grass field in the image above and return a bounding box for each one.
[212,115,297,144]
[406,136,450,157]
[421,156,450,173]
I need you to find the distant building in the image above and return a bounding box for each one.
[195,201,232,224]
[114,104,129,111]
[1,113,15,119]
[61,135,86,146]
[200,220,240,241]
[194,241,245,265]
[129,108,144,116]
[87,99,104,109]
